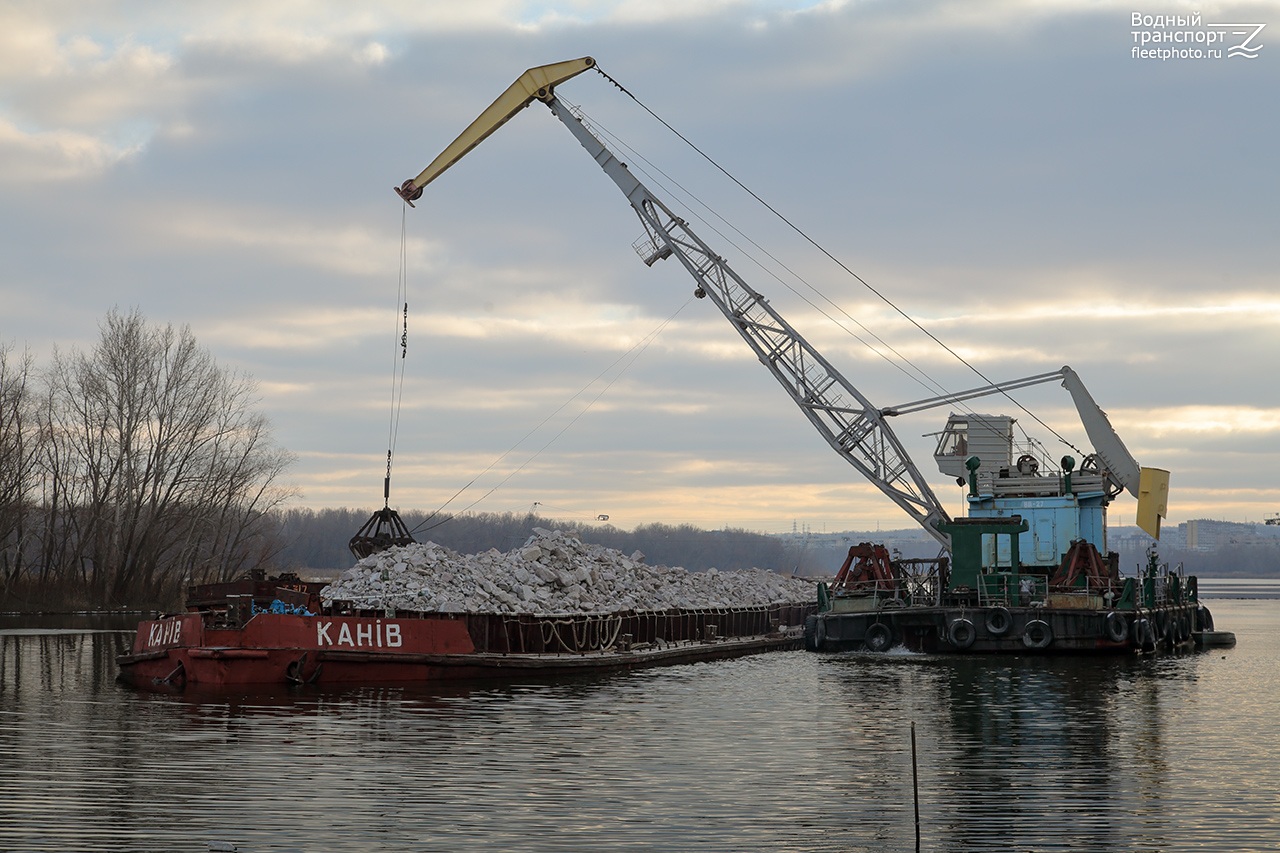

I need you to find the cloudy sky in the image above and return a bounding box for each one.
[3,0,1277,535]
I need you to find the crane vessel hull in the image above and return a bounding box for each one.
[805,601,1214,655]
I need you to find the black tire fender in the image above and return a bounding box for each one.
[985,606,1012,636]
[948,618,977,650]
[864,621,894,653]
[1104,611,1129,644]
[1022,619,1053,650]
[804,615,821,651]
[1134,617,1154,649]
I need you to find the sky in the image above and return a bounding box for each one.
[2,0,1278,535]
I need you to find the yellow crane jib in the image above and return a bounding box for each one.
[1136,466,1170,540]
[395,56,596,206]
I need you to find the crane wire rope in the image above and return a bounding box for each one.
[409,296,695,535]
[564,97,1049,492]
[592,65,1082,455]
[566,98,959,411]
[384,205,411,506]
[574,105,1069,470]
[593,113,1082,465]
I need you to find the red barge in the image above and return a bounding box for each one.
[117,572,813,690]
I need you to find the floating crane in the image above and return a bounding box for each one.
[395,58,1204,654]
[397,57,952,548]
[396,57,1169,547]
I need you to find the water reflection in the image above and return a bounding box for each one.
[938,657,1137,853]
[1,628,129,694]
[0,608,1276,853]
[818,649,1221,853]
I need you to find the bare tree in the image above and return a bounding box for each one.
[39,308,294,607]
[0,344,41,596]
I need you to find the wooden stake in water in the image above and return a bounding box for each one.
[911,721,921,852]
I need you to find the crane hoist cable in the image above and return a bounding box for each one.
[386,204,410,495]
[346,207,416,560]
[591,64,1082,456]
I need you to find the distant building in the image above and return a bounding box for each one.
[1111,525,1159,552]
[1182,518,1271,550]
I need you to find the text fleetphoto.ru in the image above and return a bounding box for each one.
[1131,11,1265,60]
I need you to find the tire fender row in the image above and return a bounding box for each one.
[840,603,1199,653]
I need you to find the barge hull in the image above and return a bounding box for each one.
[118,604,812,689]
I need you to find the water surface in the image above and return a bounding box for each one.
[1,592,1275,852]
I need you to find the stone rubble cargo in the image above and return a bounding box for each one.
[321,528,814,616]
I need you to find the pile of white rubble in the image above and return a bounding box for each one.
[321,528,813,616]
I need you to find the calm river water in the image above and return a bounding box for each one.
[1,583,1277,852]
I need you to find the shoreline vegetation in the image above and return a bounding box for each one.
[1,310,292,613]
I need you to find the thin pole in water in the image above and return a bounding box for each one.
[911,721,921,852]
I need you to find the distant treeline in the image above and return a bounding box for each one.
[1115,542,1280,579]
[276,507,814,576]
